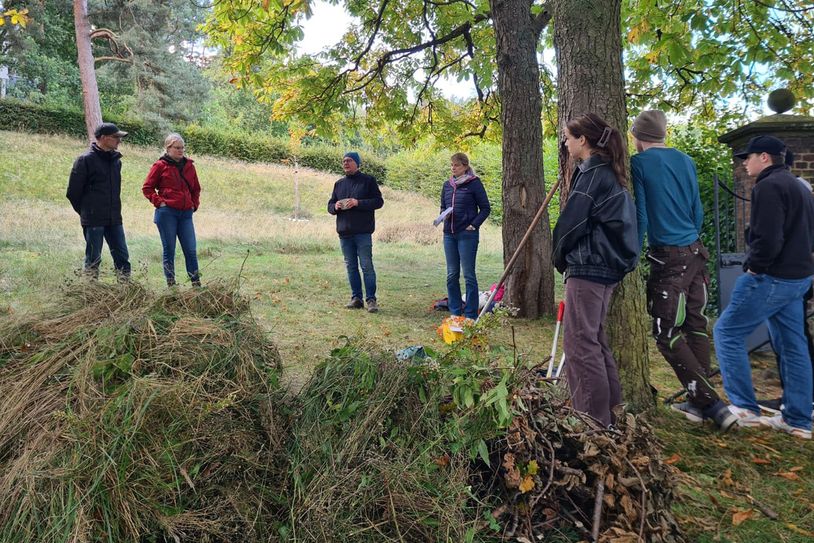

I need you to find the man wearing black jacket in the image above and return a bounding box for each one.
[66,123,131,280]
[714,135,814,440]
[327,152,384,312]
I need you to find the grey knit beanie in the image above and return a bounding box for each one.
[631,110,667,143]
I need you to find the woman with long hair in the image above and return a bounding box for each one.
[552,113,639,426]
[439,152,491,319]
[142,133,201,287]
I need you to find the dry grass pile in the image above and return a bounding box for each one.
[0,280,285,543]
[282,342,477,542]
[483,379,685,542]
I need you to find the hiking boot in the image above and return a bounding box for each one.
[760,414,812,440]
[670,401,703,423]
[704,401,739,433]
[366,298,379,313]
[345,297,364,309]
[727,405,762,427]
[167,279,177,288]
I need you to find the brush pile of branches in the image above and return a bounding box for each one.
[483,380,686,542]
[0,281,285,543]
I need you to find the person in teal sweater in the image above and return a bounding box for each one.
[631,110,736,432]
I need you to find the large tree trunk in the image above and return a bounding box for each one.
[73,0,102,141]
[491,0,555,318]
[553,0,653,412]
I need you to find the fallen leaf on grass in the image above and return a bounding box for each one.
[664,453,681,465]
[433,454,450,467]
[518,475,535,493]
[775,471,801,481]
[789,466,803,472]
[731,508,756,526]
[720,468,735,488]
[786,523,814,537]
[750,457,771,465]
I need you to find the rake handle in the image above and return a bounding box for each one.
[476,176,563,321]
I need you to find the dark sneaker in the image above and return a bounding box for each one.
[366,299,379,313]
[345,297,364,309]
[757,398,782,415]
[705,401,739,433]
[670,401,703,423]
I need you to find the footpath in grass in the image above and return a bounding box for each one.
[0,130,812,541]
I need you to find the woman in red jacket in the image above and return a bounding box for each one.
[142,133,201,286]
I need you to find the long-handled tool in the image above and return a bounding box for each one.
[476,176,563,321]
[554,351,566,379]
[546,301,565,378]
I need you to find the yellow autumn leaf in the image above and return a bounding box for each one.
[786,523,814,537]
[518,475,535,493]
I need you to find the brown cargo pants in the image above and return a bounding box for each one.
[646,240,719,410]
[563,277,621,427]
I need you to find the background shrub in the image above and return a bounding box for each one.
[0,98,387,183]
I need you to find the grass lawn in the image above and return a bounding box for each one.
[1,130,812,541]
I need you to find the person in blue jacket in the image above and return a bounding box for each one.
[439,152,491,320]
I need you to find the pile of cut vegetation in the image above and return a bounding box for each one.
[281,341,479,541]
[0,281,285,543]
[277,332,686,542]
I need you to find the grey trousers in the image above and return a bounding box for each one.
[563,277,621,427]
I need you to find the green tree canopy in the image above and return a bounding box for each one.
[204,0,814,141]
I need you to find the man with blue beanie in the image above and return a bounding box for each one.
[328,152,384,312]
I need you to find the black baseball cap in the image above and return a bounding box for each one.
[94,122,128,139]
[733,135,786,159]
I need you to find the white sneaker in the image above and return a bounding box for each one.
[760,414,812,440]
[728,405,762,427]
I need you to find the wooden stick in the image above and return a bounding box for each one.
[477,176,563,321]
[591,478,605,542]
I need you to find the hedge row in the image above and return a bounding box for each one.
[0,98,387,182]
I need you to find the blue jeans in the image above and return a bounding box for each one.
[83,224,131,279]
[154,207,199,284]
[714,273,813,430]
[444,230,479,319]
[339,233,376,301]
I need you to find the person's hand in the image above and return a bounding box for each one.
[335,199,345,210]
[160,202,167,207]
[345,198,359,209]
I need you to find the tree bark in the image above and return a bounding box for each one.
[490,0,555,318]
[553,0,653,411]
[73,0,102,142]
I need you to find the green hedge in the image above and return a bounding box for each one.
[0,98,161,145]
[0,98,387,183]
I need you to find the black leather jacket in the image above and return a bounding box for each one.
[552,155,639,282]
[66,144,124,227]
